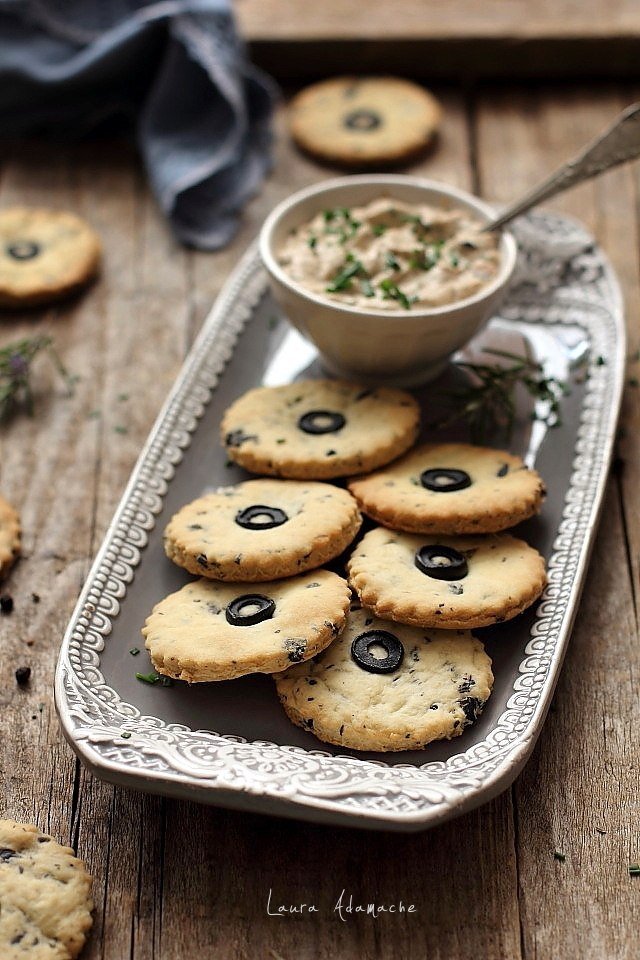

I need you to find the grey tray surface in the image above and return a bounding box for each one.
[55,211,625,831]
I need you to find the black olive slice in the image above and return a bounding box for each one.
[225,594,276,626]
[415,545,468,581]
[6,241,40,261]
[343,109,382,132]
[351,630,404,674]
[235,504,288,530]
[420,468,471,492]
[297,410,346,435]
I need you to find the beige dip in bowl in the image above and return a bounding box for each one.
[260,175,517,386]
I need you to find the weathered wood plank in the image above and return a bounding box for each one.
[475,85,640,959]
[234,0,640,79]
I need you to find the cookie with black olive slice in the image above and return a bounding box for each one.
[288,76,441,168]
[349,443,545,534]
[0,207,101,308]
[143,569,350,682]
[0,494,20,579]
[347,527,546,629]
[274,606,493,752]
[0,819,93,960]
[165,479,361,581]
[221,380,420,479]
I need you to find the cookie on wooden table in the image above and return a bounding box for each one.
[0,819,93,960]
[221,380,420,480]
[143,569,351,682]
[347,527,546,629]
[289,76,441,167]
[349,443,545,534]
[0,207,101,308]
[164,479,361,581]
[0,494,20,579]
[275,606,493,752]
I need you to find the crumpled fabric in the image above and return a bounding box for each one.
[0,0,278,249]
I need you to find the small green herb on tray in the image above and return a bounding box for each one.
[410,242,443,272]
[121,731,132,739]
[437,348,569,443]
[114,424,128,435]
[629,864,640,877]
[360,277,375,298]
[0,334,75,422]
[385,251,401,271]
[129,647,140,656]
[372,224,387,237]
[136,671,174,687]
[379,279,414,310]
[553,851,566,862]
[307,235,317,250]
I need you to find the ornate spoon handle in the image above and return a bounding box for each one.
[484,102,640,232]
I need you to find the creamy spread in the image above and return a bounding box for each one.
[277,197,501,310]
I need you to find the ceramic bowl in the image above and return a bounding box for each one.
[259,174,517,386]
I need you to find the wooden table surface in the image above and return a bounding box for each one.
[1,84,639,959]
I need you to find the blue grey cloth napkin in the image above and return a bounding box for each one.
[0,0,278,249]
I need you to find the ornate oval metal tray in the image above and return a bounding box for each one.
[55,211,625,831]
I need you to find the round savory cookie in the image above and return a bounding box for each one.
[274,606,493,752]
[0,819,93,960]
[221,380,420,480]
[288,76,441,167]
[348,443,545,534]
[142,569,351,682]
[347,527,546,629]
[164,479,361,581]
[0,207,101,308]
[0,494,20,579]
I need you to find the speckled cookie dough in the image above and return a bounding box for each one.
[0,207,101,308]
[289,76,441,168]
[143,569,351,682]
[221,380,420,480]
[348,443,545,534]
[347,527,546,629]
[164,479,361,581]
[0,819,93,960]
[274,606,493,752]
[0,494,21,579]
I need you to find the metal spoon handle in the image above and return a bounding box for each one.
[485,102,640,232]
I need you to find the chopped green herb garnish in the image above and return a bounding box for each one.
[129,647,140,656]
[326,256,367,292]
[87,409,101,420]
[117,392,129,402]
[114,425,128,435]
[323,207,360,242]
[121,731,132,739]
[225,459,234,468]
[372,224,387,237]
[360,278,375,298]
[595,355,607,366]
[553,851,566,862]
[136,671,174,687]
[450,252,460,268]
[379,279,413,310]
[628,377,639,388]
[385,251,401,271]
[308,235,317,250]
[629,864,640,876]
[267,315,279,330]
[276,438,286,444]
[410,242,443,271]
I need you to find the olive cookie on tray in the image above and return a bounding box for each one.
[164,479,361,581]
[142,570,351,682]
[221,379,420,479]
[348,442,545,534]
[274,606,493,752]
[347,527,547,629]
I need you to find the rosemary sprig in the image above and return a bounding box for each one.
[437,347,570,443]
[0,334,76,421]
